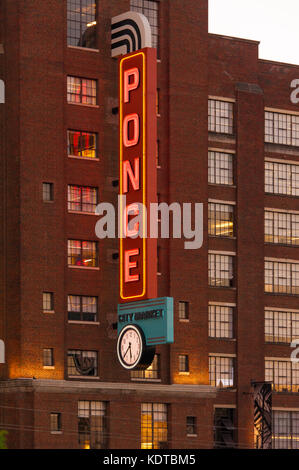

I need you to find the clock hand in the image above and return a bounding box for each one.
[123,343,131,359]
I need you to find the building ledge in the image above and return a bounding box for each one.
[0,379,217,398]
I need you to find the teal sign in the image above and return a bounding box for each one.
[117,297,174,346]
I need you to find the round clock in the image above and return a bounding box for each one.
[117,324,155,370]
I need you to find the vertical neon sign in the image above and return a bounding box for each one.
[119,48,157,302]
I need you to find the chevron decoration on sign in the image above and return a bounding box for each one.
[111,11,152,57]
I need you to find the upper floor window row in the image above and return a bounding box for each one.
[265,161,299,197]
[265,260,299,295]
[67,1,97,49]
[265,210,299,246]
[265,111,299,147]
[208,99,234,135]
[67,76,97,105]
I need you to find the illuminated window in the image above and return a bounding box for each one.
[265,260,299,295]
[67,0,97,48]
[208,151,234,185]
[43,348,54,367]
[265,161,299,196]
[209,356,234,388]
[208,202,234,237]
[265,309,299,344]
[67,130,97,159]
[131,354,160,380]
[68,295,98,322]
[43,183,54,202]
[68,185,98,213]
[179,355,189,373]
[78,401,107,449]
[50,413,61,433]
[214,408,236,448]
[178,301,189,320]
[67,76,97,105]
[273,411,299,449]
[43,292,54,312]
[265,210,299,245]
[186,417,197,436]
[209,304,234,339]
[130,0,159,52]
[68,240,98,267]
[209,253,234,287]
[265,359,299,393]
[68,350,98,377]
[141,403,167,449]
[265,111,299,147]
[208,99,233,134]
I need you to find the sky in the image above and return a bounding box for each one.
[209,0,299,65]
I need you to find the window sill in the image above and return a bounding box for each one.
[179,372,190,376]
[208,183,236,188]
[265,292,299,297]
[68,376,99,380]
[43,310,55,314]
[43,200,54,204]
[265,192,299,199]
[67,45,99,53]
[68,321,99,325]
[187,434,197,438]
[51,431,62,435]
[68,155,99,161]
[131,378,161,383]
[67,102,99,109]
[43,366,55,370]
[68,265,100,271]
[209,286,236,290]
[264,242,299,248]
[179,319,190,323]
[209,337,236,342]
[68,210,97,216]
[208,235,236,240]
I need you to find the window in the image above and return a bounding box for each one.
[43,292,54,312]
[265,210,299,245]
[273,411,299,449]
[78,401,107,449]
[214,408,236,448]
[43,183,54,202]
[67,76,97,105]
[209,356,234,388]
[179,355,189,373]
[68,185,98,213]
[178,301,189,321]
[265,309,299,343]
[68,130,97,159]
[68,295,98,322]
[265,161,299,197]
[208,202,234,237]
[50,413,61,433]
[131,354,160,380]
[43,348,54,367]
[68,350,98,377]
[208,151,234,185]
[209,304,234,339]
[130,0,159,51]
[209,253,234,287]
[186,417,197,436]
[67,0,97,49]
[265,359,299,393]
[141,403,167,449]
[265,260,299,295]
[208,99,233,134]
[68,240,98,267]
[265,111,299,147]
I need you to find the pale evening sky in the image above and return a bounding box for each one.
[209,0,299,65]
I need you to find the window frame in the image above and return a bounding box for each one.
[67,0,98,49]
[208,99,234,135]
[67,76,97,106]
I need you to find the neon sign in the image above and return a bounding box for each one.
[119,48,157,302]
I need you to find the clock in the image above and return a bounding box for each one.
[117,324,155,370]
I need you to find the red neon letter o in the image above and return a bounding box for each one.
[123,113,139,148]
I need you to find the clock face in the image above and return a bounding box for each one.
[117,325,143,369]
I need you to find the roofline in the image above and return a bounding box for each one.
[259,58,299,69]
[208,32,260,45]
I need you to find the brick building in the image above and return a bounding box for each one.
[0,0,299,449]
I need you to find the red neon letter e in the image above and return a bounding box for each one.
[124,249,139,282]
[123,114,139,147]
[124,67,139,103]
